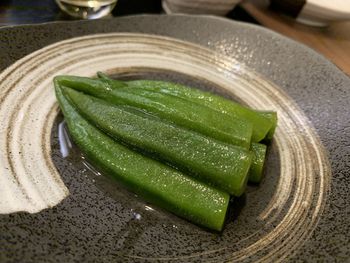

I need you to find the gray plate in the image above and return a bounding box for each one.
[0,15,349,262]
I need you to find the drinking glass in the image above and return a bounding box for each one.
[55,0,117,19]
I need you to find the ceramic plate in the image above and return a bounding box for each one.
[0,15,349,262]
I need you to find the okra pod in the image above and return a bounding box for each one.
[54,76,253,148]
[97,73,276,142]
[63,87,252,196]
[55,83,230,231]
[258,112,277,140]
[249,143,267,183]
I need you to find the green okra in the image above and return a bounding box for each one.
[258,112,277,140]
[97,72,277,142]
[97,74,273,182]
[56,74,277,184]
[97,73,272,183]
[55,83,230,231]
[54,75,253,149]
[249,143,267,183]
[62,86,252,196]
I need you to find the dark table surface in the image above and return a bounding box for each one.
[0,0,258,27]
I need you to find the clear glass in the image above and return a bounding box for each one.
[55,0,117,19]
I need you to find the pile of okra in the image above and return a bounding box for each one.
[54,72,277,231]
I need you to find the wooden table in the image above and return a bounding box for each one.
[241,0,350,76]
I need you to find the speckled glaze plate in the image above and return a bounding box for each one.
[0,15,349,262]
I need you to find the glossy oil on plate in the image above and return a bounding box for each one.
[0,15,349,262]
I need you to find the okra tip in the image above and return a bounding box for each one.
[97,71,109,79]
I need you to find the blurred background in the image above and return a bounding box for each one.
[0,0,349,75]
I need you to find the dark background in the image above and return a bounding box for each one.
[0,0,258,26]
